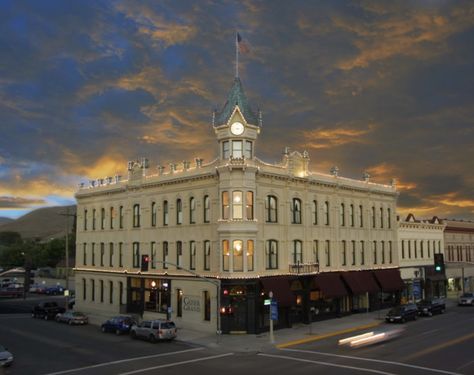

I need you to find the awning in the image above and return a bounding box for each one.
[341,271,380,295]
[372,269,404,292]
[312,272,348,298]
[260,277,295,307]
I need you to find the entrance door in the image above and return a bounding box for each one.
[229,295,247,333]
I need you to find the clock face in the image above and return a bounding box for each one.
[230,122,244,135]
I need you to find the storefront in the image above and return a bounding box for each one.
[340,271,380,312]
[372,269,403,308]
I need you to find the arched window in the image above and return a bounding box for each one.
[110,207,114,229]
[176,199,182,224]
[91,279,95,301]
[324,201,330,226]
[292,198,302,224]
[340,203,345,226]
[151,202,156,227]
[92,209,96,230]
[101,208,105,230]
[119,206,124,228]
[204,240,211,270]
[265,240,278,269]
[163,242,169,269]
[100,280,104,303]
[350,204,354,227]
[341,240,347,266]
[189,197,196,224]
[133,204,140,228]
[266,195,278,223]
[82,279,86,300]
[325,240,331,266]
[84,209,88,231]
[312,200,318,225]
[189,241,196,270]
[359,205,363,227]
[133,242,140,268]
[176,241,183,267]
[292,240,303,264]
[163,200,169,226]
[204,195,210,223]
[109,281,113,304]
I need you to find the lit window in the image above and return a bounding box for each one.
[222,240,230,271]
[247,240,254,271]
[232,191,243,219]
[246,191,254,220]
[222,192,229,220]
[233,240,243,271]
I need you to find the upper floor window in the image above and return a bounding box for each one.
[100,243,105,266]
[163,242,169,269]
[350,204,354,227]
[222,192,230,220]
[204,240,211,270]
[84,209,88,231]
[351,240,356,265]
[83,243,87,265]
[222,240,230,271]
[373,241,377,264]
[133,242,140,268]
[101,208,105,230]
[313,240,319,264]
[389,241,393,264]
[247,240,254,271]
[324,201,330,225]
[223,141,230,159]
[151,202,157,227]
[359,205,363,227]
[232,140,243,158]
[325,240,331,267]
[189,241,196,270]
[360,241,365,265]
[119,242,123,267]
[292,240,303,264]
[244,141,252,159]
[380,207,384,228]
[340,203,345,226]
[246,191,254,220]
[371,206,376,228]
[387,208,391,229]
[189,197,196,224]
[151,242,156,269]
[266,195,278,223]
[312,200,318,225]
[163,200,169,225]
[110,207,114,229]
[232,191,243,219]
[109,243,114,267]
[292,198,302,224]
[402,240,405,259]
[119,206,124,229]
[233,240,243,271]
[176,241,183,267]
[133,204,140,228]
[204,195,210,223]
[176,199,182,225]
[92,209,96,230]
[341,240,347,266]
[381,241,385,263]
[265,240,278,270]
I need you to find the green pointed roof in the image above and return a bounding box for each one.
[215,77,258,125]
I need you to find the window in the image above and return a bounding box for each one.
[133,242,140,268]
[151,242,156,269]
[341,240,347,266]
[313,240,319,264]
[351,240,356,265]
[232,140,243,158]
[109,243,114,267]
[151,202,156,227]
[360,241,365,265]
[204,240,211,270]
[91,243,95,266]
[92,209,96,230]
[223,141,230,159]
[233,240,243,271]
[119,206,124,229]
[420,241,424,258]
[82,279,86,300]
[177,289,183,317]
[414,241,418,258]
[91,279,95,302]
[176,199,182,224]
[83,243,87,266]
[389,241,393,264]
[371,207,376,228]
[177,241,183,267]
[163,242,168,269]
[340,204,345,226]
[427,241,431,259]
[110,207,114,229]
[189,197,196,224]
[101,208,105,230]
[293,240,303,264]
[190,241,196,270]
[109,281,113,304]
[312,200,318,225]
[292,198,302,224]
[100,280,104,303]
[380,207,384,228]
[408,240,412,258]
[244,140,252,159]
[350,204,354,227]
[119,281,123,305]
[84,209,88,231]
[233,191,243,219]
[359,205,363,227]
[223,240,230,271]
[204,291,211,321]
[324,201,330,225]
[204,195,210,223]
[373,241,377,264]
[266,195,278,223]
[265,240,278,269]
[247,240,254,271]
[100,243,105,266]
[222,192,230,220]
[381,241,385,264]
[163,200,169,225]
[119,242,123,267]
[325,240,331,267]
[387,208,391,229]
[133,204,140,228]
[246,191,254,220]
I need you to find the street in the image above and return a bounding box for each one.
[1,296,473,374]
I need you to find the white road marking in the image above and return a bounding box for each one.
[44,348,205,375]
[118,353,234,375]
[259,353,397,375]
[281,348,462,375]
[457,359,474,371]
[420,329,440,335]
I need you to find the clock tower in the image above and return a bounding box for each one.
[213,77,261,161]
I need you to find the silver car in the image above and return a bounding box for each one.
[458,292,474,306]
[130,320,177,342]
[0,345,13,367]
[55,311,89,325]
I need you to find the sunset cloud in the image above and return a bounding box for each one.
[302,124,375,149]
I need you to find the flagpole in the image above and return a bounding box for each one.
[235,31,239,78]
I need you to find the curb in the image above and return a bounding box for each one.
[276,321,383,349]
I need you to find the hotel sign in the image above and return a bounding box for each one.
[183,296,201,313]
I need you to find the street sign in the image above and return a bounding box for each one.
[270,300,278,321]
[264,299,271,306]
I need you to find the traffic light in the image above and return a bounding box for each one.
[141,254,150,272]
[434,253,444,273]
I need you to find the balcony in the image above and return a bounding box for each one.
[289,262,319,274]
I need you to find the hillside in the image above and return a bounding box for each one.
[0,205,76,240]
[0,217,14,225]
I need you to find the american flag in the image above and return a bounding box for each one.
[237,33,250,53]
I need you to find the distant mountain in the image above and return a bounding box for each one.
[0,205,76,240]
[0,217,14,226]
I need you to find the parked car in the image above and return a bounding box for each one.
[0,287,23,298]
[0,345,13,367]
[458,292,474,306]
[29,283,47,294]
[45,285,64,295]
[101,316,137,335]
[55,311,88,325]
[385,303,418,323]
[130,320,177,342]
[32,301,66,320]
[417,298,446,316]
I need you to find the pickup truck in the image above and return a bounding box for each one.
[32,301,66,320]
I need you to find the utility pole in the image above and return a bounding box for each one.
[60,207,75,310]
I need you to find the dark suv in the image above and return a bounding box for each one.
[101,316,136,335]
[417,298,446,316]
[385,303,418,323]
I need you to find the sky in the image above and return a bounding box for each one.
[0,0,473,220]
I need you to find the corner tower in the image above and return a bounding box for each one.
[213,78,261,161]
